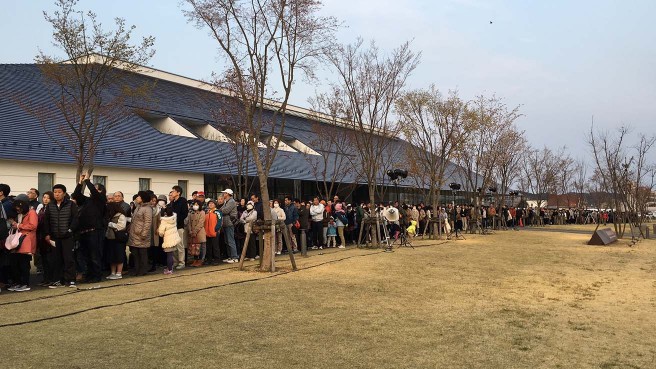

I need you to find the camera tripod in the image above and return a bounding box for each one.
[448,220,466,240]
[358,216,391,250]
[394,226,414,248]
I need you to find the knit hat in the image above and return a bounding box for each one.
[14,194,29,203]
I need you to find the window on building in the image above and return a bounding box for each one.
[93,175,107,187]
[178,180,188,198]
[139,178,151,191]
[37,173,54,195]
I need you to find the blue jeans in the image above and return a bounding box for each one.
[223,226,238,259]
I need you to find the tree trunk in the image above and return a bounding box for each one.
[258,178,275,272]
[368,183,379,246]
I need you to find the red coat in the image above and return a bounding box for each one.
[16,209,38,255]
[205,211,218,238]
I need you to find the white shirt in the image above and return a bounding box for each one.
[309,203,325,222]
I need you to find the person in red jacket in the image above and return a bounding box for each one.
[8,196,38,292]
[204,200,222,265]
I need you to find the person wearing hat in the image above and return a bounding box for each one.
[187,199,206,267]
[157,195,167,210]
[204,199,222,265]
[196,191,206,210]
[219,189,239,263]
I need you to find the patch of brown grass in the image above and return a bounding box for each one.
[1,230,655,369]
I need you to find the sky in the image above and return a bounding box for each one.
[1,0,655,162]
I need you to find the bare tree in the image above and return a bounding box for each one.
[207,93,255,200]
[587,167,612,213]
[9,0,155,178]
[396,86,472,213]
[572,159,588,209]
[588,124,655,238]
[456,95,521,208]
[493,126,526,204]
[521,146,562,210]
[554,149,575,209]
[306,87,359,200]
[324,39,420,245]
[628,134,656,232]
[185,0,338,271]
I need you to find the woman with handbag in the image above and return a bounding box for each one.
[7,196,38,292]
[105,202,128,280]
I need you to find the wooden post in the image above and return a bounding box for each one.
[357,223,365,248]
[271,221,276,272]
[258,231,264,268]
[421,220,429,240]
[238,232,252,271]
[280,220,297,270]
[300,229,307,257]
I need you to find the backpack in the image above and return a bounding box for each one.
[214,211,223,233]
[336,212,348,226]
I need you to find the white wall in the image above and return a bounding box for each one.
[0,159,204,200]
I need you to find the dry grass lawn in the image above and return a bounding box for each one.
[1,228,655,369]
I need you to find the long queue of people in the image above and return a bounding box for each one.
[0,177,416,294]
[2,176,618,294]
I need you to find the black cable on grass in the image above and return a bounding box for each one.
[0,249,388,328]
[0,241,447,328]
[0,263,243,307]
[0,245,406,307]
[0,272,289,328]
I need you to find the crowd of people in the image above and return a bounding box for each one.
[0,177,393,293]
[0,177,630,294]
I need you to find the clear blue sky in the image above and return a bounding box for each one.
[2,0,655,161]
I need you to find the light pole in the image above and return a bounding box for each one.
[488,187,497,229]
[386,169,408,207]
[386,169,409,251]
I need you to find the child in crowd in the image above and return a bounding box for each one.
[326,217,337,248]
[406,220,417,237]
[158,206,181,275]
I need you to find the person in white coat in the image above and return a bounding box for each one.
[158,206,181,275]
[272,200,286,254]
[105,202,128,280]
[309,197,325,249]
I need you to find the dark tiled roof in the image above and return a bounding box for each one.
[0,64,469,189]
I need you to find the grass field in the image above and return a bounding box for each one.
[1,228,655,369]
